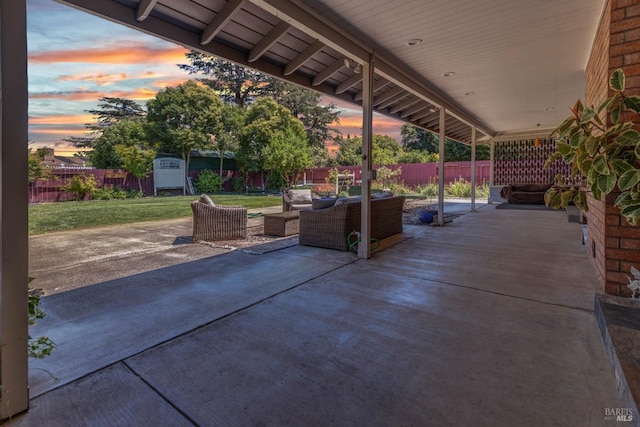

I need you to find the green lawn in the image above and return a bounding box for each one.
[29,194,282,235]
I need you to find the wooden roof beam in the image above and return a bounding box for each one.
[312,57,347,86]
[372,86,404,107]
[389,97,418,115]
[401,103,426,118]
[284,39,324,76]
[136,0,158,21]
[335,73,363,94]
[248,21,290,62]
[201,0,245,45]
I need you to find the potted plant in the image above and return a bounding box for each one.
[544,69,640,226]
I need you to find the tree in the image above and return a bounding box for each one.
[28,147,52,183]
[66,97,146,152]
[146,80,224,181]
[400,124,490,161]
[212,104,245,176]
[179,51,281,107]
[372,134,402,165]
[114,145,156,194]
[238,98,309,189]
[335,135,362,166]
[264,128,312,188]
[400,124,439,152]
[335,134,405,166]
[274,83,341,148]
[87,119,147,169]
[85,97,146,130]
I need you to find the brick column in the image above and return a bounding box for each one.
[585,0,640,296]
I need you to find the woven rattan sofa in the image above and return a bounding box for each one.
[191,194,247,241]
[299,195,405,251]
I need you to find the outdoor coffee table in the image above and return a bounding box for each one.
[263,211,300,237]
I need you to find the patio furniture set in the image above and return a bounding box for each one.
[191,189,405,251]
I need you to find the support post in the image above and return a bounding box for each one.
[358,53,374,259]
[437,108,446,226]
[470,126,476,212]
[0,0,30,419]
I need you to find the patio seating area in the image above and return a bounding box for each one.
[17,204,622,425]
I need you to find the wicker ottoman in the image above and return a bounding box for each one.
[263,211,300,236]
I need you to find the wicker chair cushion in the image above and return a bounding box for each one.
[287,189,312,203]
[199,194,215,206]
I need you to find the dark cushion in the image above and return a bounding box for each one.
[510,183,552,192]
[312,198,337,210]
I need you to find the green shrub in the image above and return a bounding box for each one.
[445,178,472,197]
[92,186,129,200]
[62,174,98,201]
[416,182,439,197]
[231,177,244,192]
[195,170,223,193]
[374,166,403,190]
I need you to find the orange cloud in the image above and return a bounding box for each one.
[30,114,93,125]
[152,77,190,89]
[29,44,188,64]
[30,91,102,101]
[57,72,128,86]
[31,128,86,136]
[30,87,162,103]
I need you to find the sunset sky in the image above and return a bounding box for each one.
[27,0,404,156]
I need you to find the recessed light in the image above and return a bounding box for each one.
[407,38,423,47]
[544,106,554,111]
[442,71,455,77]
[465,91,475,96]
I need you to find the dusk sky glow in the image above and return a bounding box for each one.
[27,0,404,155]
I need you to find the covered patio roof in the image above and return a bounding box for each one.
[56,0,604,143]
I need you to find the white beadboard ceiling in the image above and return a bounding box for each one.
[57,0,605,143]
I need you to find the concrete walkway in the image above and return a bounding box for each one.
[16,203,620,426]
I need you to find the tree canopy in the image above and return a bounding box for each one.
[179,51,281,107]
[87,119,147,169]
[400,124,490,161]
[238,98,310,189]
[146,80,224,176]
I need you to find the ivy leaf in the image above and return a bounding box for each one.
[611,104,622,124]
[621,203,640,219]
[544,188,557,206]
[573,191,589,211]
[598,96,616,113]
[553,117,577,139]
[592,154,610,175]
[624,95,640,114]
[556,142,572,155]
[580,107,596,124]
[569,131,584,148]
[571,99,584,118]
[619,169,640,191]
[611,159,634,176]
[560,189,575,207]
[616,129,640,146]
[610,68,626,91]
[598,174,617,194]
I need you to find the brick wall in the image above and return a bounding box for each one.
[585,0,640,296]
[585,0,611,291]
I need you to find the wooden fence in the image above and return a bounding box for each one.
[29,161,491,203]
[300,161,491,188]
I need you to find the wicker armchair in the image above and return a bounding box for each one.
[191,198,247,242]
[299,196,405,251]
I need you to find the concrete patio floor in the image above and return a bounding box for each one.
[15,202,621,426]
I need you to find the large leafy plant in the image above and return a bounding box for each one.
[545,69,640,225]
